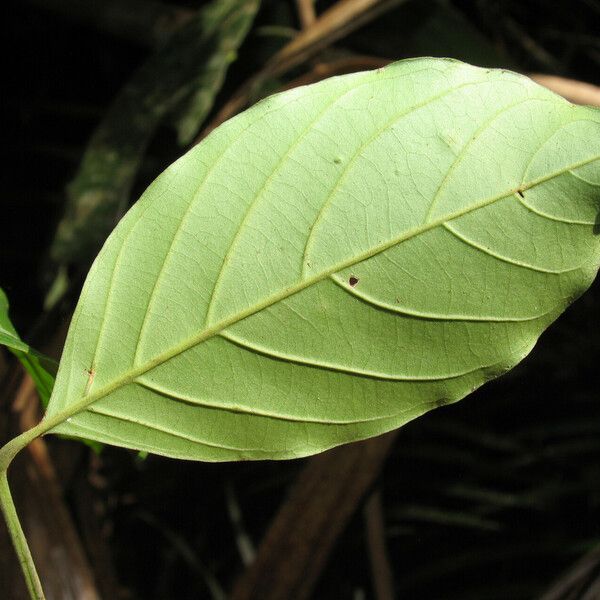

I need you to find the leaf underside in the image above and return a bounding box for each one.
[45,58,600,461]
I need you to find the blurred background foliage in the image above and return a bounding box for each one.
[2,1,600,599]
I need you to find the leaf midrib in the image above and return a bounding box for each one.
[44,152,600,431]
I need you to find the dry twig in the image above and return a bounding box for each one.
[530,74,600,107]
[295,0,317,29]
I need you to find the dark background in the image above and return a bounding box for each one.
[2,1,600,599]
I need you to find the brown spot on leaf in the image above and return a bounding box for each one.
[349,276,359,287]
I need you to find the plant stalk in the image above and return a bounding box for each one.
[0,470,46,599]
[0,418,65,600]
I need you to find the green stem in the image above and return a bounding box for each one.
[0,471,45,599]
[0,417,67,600]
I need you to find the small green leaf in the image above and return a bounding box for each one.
[0,288,56,407]
[0,289,29,353]
[45,59,600,461]
[1,288,103,453]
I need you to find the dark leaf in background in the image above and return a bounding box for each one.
[49,0,260,274]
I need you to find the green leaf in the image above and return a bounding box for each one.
[44,58,600,461]
[0,288,57,407]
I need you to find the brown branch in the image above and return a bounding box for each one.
[295,0,317,29]
[230,431,398,600]
[267,0,401,74]
[530,74,600,107]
